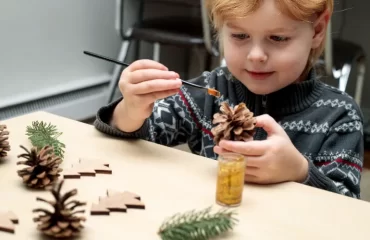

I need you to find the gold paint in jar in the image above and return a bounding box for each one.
[216,153,246,207]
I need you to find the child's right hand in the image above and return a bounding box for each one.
[118,59,182,121]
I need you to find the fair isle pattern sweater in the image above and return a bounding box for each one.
[94,67,364,199]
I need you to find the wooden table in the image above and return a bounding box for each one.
[1,111,370,240]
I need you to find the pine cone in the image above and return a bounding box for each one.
[211,102,256,144]
[17,145,62,189]
[0,124,10,158]
[33,180,86,238]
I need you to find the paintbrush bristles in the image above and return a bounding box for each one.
[208,89,221,98]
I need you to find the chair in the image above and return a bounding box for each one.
[106,0,219,104]
[331,39,366,107]
[318,39,366,107]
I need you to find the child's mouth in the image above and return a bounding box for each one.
[246,70,274,80]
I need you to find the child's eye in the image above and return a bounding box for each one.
[270,35,290,42]
[231,33,249,40]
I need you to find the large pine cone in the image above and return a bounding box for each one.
[17,145,63,189]
[211,102,256,144]
[0,124,10,158]
[33,180,86,238]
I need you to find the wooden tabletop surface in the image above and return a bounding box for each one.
[1,111,370,240]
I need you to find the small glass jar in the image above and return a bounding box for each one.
[215,153,246,207]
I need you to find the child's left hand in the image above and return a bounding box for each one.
[213,114,309,184]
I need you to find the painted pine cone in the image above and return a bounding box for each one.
[17,145,62,189]
[0,124,10,158]
[33,180,86,238]
[211,102,256,144]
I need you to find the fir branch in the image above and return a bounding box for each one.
[158,206,238,240]
[26,121,65,159]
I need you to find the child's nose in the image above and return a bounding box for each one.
[247,45,268,63]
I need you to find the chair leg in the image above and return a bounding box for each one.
[153,42,161,62]
[220,57,227,67]
[183,48,191,80]
[107,39,132,104]
[338,63,351,92]
[205,53,213,71]
[134,40,140,60]
[354,57,366,106]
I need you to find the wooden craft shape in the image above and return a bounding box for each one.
[0,211,18,234]
[91,190,145,215]
[63,158,112,179]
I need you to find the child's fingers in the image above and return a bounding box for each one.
[214,146,263,168]
[133,79,182,94]
[244,173,259,183]
[244,155,265,168]
[219,140,266,156]
[140,89,180,104]
[128,59,169,72]
[213,146,232,155]
[130,69,179,84]
[254,114,284,135]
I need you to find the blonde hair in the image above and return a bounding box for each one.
[206,0,334,75]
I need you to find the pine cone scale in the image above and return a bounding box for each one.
[223,123,234,140]
[22,175,31,182]
[71,221,82,229]
[38,221,50,230]
[37,172,46,178]
[0,130,9,136]
[42,178,51,186]
[57,221,69,229]
[212,113,228,124]
[242,118,257,129]
[51,225,63,233]
[220,102,233,115]
[37,216,51,222]
[233,126,244,135]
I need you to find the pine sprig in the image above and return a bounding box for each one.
[26,121,65,159]
[158,206,238,240]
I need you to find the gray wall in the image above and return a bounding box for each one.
[0,0,121,108]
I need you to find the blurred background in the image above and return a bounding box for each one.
[1,0,369,199]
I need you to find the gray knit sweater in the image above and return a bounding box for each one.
[94,67,364,199]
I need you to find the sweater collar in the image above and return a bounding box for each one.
[233,68,324,115]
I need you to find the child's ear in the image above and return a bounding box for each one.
[312,10,331,48]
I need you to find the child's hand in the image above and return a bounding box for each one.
[119,60,182,121]
[214,114,309,184]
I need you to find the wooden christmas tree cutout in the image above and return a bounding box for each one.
[63,158,112,179]
[90,190,145,215]
[0,211,18,234]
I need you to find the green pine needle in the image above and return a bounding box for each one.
[158,206,238,240]
[26,121,66,159]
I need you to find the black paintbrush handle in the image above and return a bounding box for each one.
[83,51,129,67]
[83,50,207,90]
[180,80,207,90]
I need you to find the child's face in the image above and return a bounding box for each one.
[221,0,327,95]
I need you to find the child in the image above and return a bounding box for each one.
[94,0,364,199]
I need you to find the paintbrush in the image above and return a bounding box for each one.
[83,50,220,98]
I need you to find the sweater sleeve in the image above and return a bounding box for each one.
[302,120,364,199]
[93,77,207,147]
